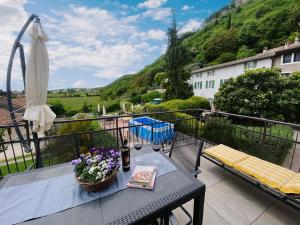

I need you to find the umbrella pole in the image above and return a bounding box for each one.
[6,14,44,168]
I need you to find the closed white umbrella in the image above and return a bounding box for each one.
[23,20,56,133]
[102,105,106,116]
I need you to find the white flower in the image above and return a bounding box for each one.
[89,166,96,174]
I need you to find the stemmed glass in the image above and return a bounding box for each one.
[152,137,162,152]
[133,127,143,150]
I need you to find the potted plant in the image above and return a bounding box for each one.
[72,147,121,192]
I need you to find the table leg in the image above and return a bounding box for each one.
[193,189,205,225]
[163,215,169,225]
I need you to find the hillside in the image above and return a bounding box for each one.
[99,0,300,101]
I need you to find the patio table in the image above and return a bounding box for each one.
[0,146,205,225]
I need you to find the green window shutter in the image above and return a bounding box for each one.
[212,80,215,88]
[220,79,223,86]
[206,81,208,88]
[200,81,202,89]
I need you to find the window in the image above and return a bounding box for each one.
[199,81,202,89]
[207,71,215,77]
[194,83,197,89]
[244,61,257,69]
[206,80,215,88]
[206,81,208,88]
[220,79,228,86]
[283,54,292,64]
[195,72,202,78]
[294,52,300,62]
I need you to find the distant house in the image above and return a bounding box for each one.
[0,96,26,125]
[190,38,300,104]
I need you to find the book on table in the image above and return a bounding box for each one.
[127,165,157,190]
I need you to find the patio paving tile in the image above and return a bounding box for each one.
[252,201,300,225]
[173,201,229,225]
[198,157,232,187]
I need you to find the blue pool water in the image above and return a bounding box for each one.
[129,116,174,144]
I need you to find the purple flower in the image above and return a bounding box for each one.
[90,147,97,153]
[71,158,82,165]
[86,158,93,165]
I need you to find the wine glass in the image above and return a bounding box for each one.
[152,137,161,152]
[134,142,143,150]
[133,126,143,150]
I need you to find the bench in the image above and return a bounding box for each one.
[201,144,300,210]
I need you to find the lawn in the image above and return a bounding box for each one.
[47,96,101,111]
[0,159,35,177]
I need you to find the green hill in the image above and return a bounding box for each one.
[99,0,300,101]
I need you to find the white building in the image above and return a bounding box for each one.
[190,40,300,104]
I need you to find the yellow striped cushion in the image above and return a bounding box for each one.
[204,144,249,167]
[280,174,300,194]
[233,156,295,190]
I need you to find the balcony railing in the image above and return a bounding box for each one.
[1,109,299,179]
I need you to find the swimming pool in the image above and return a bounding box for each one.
[129,116,174,144]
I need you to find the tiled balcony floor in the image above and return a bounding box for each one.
[173,157,300,225]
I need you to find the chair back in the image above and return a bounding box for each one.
[169,132,203,176]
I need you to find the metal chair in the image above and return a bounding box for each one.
[168,132,204,225]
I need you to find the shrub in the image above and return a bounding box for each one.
[106,100,120,112]
[141,91,163,103]
[42,119,118,166]
[66,109,79,117]
[200,117,294,165]
[145,96,210,112]
[50,102,66,116]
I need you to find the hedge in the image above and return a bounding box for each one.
[144,96,210,112]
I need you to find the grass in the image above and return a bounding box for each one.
[47,96,101,111]
[0,159,35,177]
[0,154,35,163]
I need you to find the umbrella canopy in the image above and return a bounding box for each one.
[102,105,106,116]
[23,20,56,133]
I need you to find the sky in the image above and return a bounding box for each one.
[0,0,230,91]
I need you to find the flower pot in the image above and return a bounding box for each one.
[76,167,119,192]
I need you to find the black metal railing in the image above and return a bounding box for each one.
[0,109,299,179]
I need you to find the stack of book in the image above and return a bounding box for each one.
[127,166,157,190]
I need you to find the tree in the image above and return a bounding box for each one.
[226,13,232,30]
[164,13,193,100]
[237,45,256,59]
[154,72,168,87]
[214,68,300,122]
[203,28,239,62]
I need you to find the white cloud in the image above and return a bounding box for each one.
[136,29,166,41]
[179,19,203,34]
[73,80,87,88]
[0,3,168,90]
[137,0,167,9]
[146,29,166,40]
[143,8,172,21]
[0,0,29,89]
[182,5,191,11]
